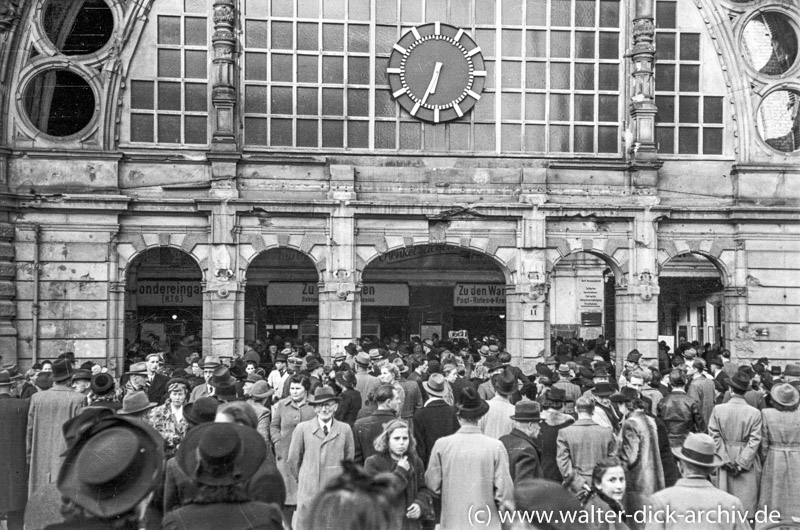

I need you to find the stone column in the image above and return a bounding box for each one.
[0,198,16,363]
[629,0,657,162]
[211,0,237,149]
[723,287,751,361]
[203,201,240,358]
[506,285,549,375]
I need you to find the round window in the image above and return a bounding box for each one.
[43,0,114,56]
[757,89,800,153]
[23,69,96,137]
[742,12,798,77]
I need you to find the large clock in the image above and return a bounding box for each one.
[387,22,486,124]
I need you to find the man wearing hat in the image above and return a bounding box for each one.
[707,370,763,515]
[26,358,86,500]
[288,386,354,530]
[553,363,581,415]
[645,433,749,530]
[188,356,220,403]
[476,356,505,400]
[70,369,93,401]
[122,361,149,396]
[784,363,800,392]
[267,352,290,402]
[425,387,513,530]
[479,369,517,439]
[332,370,362,427]
[657,369,706,448]
[589,381,619,432]
[708,355,731,404]
[499,401,543,483]
[395,358,424,426]
[208,366,238,402]
[413,373,459,468]
[353,351,380,408]
[0,370,28,530]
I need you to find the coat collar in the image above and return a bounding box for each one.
[312,418,342,440]
[674,477,715,488]
[508,428,538,446]
[457,424,483,434]
[573,418,598,426]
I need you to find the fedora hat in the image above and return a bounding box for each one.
[771,383,800,408]
[493,369,517,396]
[510,401,541,422]
[305,358,323,372]
[354,352,371,367]
[200,356,221,369]
[36,372,53,390]
[544,355,556,365]
[546,387,572,402]
[423,373,448,398]
[117,391,157,416]
[183,396,220,425]
[591,381,615,397]
[307,386,341,405]
[90,373,115,396]
[124,362,148,376]
[557,364,571,375]
[671,433,725,468]
[335,370,357,389]
[176,422,266,486]
[708,356,724,368]
[610,387,639,403]
[728,370,751,392]
[274,353,289,363]
[249,380,273,400]
[229,364,247,380]
[3,364,25,381]
[392,358,409,375]
[57,417,164,518]
[72,369,93,383]
[457,387,490,419]
[245,373,265,383]
[0,370,11,386]
[184,352,201,366]
[626,350,641,363]
[784,364,800,378]
[484,356,503,372]
[479,345,490,356]
[52,358,74,382]
[333,351,347,362]
[210,366,235,388]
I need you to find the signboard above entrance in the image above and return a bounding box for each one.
[267,283,409,306]
[453,284,506,307]
[136,281,203,306]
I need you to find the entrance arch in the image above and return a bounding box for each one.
[360,244,509,342]
[244,248,321,347]
[124,247,203,370]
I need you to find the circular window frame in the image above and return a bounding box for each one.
[33,0,119,63]
[737,5,800,81]
[753,83,800,156]
[15,62,102,142]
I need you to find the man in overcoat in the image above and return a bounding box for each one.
[288,386,354,530]
[687,359,716,426]
[0,370,28,529]
[26,358,84,499]
[413,373,459,467]
[499,401,542,483]
[707,370,762,515]
[425,387,513,530]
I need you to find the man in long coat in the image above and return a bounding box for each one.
[26,359,84,499]
[413,373,459,467]
[288,386,354,530]
[425,387,513,530]
[0,370,28,530]
[707,370,762,515]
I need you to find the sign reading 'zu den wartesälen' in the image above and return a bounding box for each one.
[453,284,506,307]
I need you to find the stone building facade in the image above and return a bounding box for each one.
[0,0,798,373]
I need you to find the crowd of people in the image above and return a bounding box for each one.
[0,333,799,530]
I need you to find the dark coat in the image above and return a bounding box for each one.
[353,409,398,464]
[333,388,362,427]
[499,428,542,483]
[0,394,29,512]
[162,501,284,530]
[539,412,575,483]
[654,415,680,488]
[412,399,459,467]
[450,376,474,404]
[146,373,171,404]
[365,453,431,530]
[656,389,705,447]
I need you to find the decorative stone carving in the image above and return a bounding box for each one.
[0,0,20,33]
[638,271,654,301]
[629,0,658,162]
[211,0,236,148]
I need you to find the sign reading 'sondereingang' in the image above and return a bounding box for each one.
[136,281,203,306]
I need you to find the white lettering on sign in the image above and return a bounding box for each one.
[449,330,469,340]
[453,284,506,307]
[267,283,409,306]
[136,281,203,306]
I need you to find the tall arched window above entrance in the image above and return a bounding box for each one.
[124,247,204,369]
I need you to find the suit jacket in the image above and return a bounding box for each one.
[499,428,542,483]
[355,371,380,407]
[413,399,459,467]
[645,478,749,530]
[398,378,423,420]
[146,373,171,404]
[352,409,398,464]
[188,382,211,403]
[288,418,354,529]
[425,425,513,530]
[0,394,29,512]
[556,418,616,492]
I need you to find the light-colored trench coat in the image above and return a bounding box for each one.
[707,395,762,514]
[758,407,800,519]
[270,396,315,505]
[287,417,354,529]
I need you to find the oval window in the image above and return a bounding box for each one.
[742,12,798,76]
[23,69,95,137]
[43,0,115,56]
[757,90,800,153]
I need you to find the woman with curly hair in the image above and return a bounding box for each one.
[148,377,190,458]
[364,419,431,530]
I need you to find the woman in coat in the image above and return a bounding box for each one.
[147,378,190,458]
[581,457,630,530]
[269,374,315,520]
[759,383,800,519]
[365,419,431,530]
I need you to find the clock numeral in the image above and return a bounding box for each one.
[454,29,465,43]
[411,27,422,40]
[410,101,421,116]
[467,89,481,101]
[393,43,407,54]
[453,103,464,118]
[387,68,402,75]
[473,71,487,77]
[467,47,482,58]
[434,108,440,123]
[393,87,408,98]
[435,22,441,35]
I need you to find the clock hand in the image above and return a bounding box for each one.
[420,62,443,105]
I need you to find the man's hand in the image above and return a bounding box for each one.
[406,503,421,519]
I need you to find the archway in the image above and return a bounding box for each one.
[548,252,618,358]
[658,252,726,352]
[361,244,508,342]
[124,247,203,367]
[244,248,320,346]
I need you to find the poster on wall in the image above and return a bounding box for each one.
[578,277,604,313]
[420,325,442,341]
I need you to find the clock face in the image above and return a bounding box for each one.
[387,22,486,124]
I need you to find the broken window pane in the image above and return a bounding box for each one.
[742,12,798,76]
[758,90,800,153]
[43,0,114,55]
[24,69,95,136]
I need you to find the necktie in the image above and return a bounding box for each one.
[323,425,329,436]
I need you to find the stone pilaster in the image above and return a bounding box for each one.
[0,207,16,363]
[629,0,658,163]
[211,0,237,150]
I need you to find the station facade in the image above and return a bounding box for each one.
[1,0,798,373]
